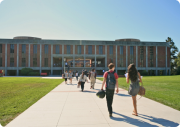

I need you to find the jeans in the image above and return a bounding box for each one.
[81,82,85,91]
[106,87,115,114]
[76,76,78,81]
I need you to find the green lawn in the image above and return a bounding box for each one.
[0,77,64,126]
[97,75,180,111]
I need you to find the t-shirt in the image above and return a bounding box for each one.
[103,70,118,87]
[76,73,78,76]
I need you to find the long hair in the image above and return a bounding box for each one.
[127,63,138,82]
[82,71,85,79]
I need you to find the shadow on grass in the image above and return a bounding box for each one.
[111,112,178,127]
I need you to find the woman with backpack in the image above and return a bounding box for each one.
[75,71,79,81]
[126,63,142,116]
[79,71,89,91]
[89,69,96,89]
[68,70,73,84]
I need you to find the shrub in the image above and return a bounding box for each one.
[21,68,33,76]
[28,72,40,76]
[140,70,148,76]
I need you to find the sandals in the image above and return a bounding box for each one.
[132,111,138,116]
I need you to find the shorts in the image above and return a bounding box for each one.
[65,78,67,81]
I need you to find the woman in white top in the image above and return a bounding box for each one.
[79,71,89,91]
[75,71,79,81]
[68,70,73,84]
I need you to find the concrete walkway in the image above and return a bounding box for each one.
[5,78,180,127]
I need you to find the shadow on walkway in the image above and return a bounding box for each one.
[112,112,178,127]
[116,93,131,97]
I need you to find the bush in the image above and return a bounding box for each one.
[21,68,33,76]
[140,70,149,76]
[28,72,40,76]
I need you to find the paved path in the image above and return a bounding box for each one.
[5,78,180,127]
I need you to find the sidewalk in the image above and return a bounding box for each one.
[5,78,180,127]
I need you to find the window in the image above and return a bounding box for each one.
[0,58,2,67]
[66,45,71,54]
[0,44,2,53]
[33,45,37,54]
[44,45,48,54]
[22,58,26,67]
[33,58,37,67]
[22,44,26,53]
[77,45,81,54]
[44,58,48,67]
[140,46,144,67]
[130,46,134,55]
[120,46,123,55]
[10,44,14,53]
[150,46,154,67]
[109,46,113,55]
[88,45,92,54]
[55,45,59,54]
[10,58,14,67]
[99,46,103,54]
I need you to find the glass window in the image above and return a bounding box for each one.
[150,46,154,67]
[109,46,113,54]
[88,45,92,54]
[10,44,14,53]
[78,45,81,54]
[0,57,2,67]
[44,45,48,54]
[140,46,144,67]
[10,58,14,67]
[0,44,2,53]
[33,58,37,67]
[22,58,26,67]
[33,45,37,54]
[22,44,26,53]
[66,45,71,54]
[120,46,123,55]
[44,58,48,67]
[99,46,103,54]
[130,46,134,55]
[55,45,59,54]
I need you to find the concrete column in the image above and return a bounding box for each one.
[84,45,85,67]
[105,45,107,70]
[62,45,64,73]
[156,46,158,76]
[40,44,42,74]
[95,45,96,67]
[51,44,53,75]
[28,44,30,67]
[17,44,19,76]
[116,45,117,73]
[166,46,167,75]
[146,46,148,72]
[126,46,128,72]
[73,45,75,67]
[5,43,7,76]
[136,46,138,67]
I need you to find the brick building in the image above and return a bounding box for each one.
[0,36,170,76]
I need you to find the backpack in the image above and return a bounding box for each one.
[106,71,116,90]
[90,72,95,80]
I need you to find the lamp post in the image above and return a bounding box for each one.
[64,58,66,74]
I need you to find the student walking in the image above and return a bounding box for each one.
[126,63,142,116]
[68,70,73,84]
[76,71,79,81]
[89,69,96,89]
[101,63,119,117]
[64,70,68,84]
[79,71,89,91]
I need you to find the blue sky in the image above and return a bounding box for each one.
[0,0,180,50]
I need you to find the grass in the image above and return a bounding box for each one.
[0,77,64,126]
[97,75,180,111]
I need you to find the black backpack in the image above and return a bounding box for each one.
[106,71,116,90]
[96,90,106,99]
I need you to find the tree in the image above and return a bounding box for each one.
[166,37,179,73]
[175,52,180,67]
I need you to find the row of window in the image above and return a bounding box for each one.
[0,44,154,56]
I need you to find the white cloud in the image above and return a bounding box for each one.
[0,0,3,4]
[177,0,180,4]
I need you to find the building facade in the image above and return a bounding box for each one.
[0,37,170,76]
